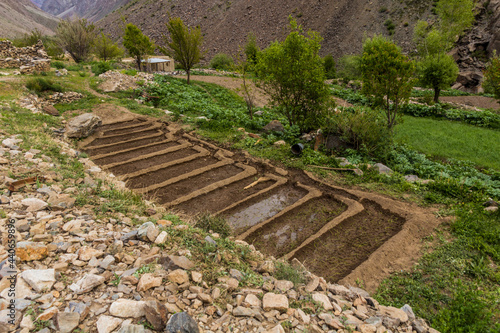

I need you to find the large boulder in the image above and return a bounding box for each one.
[65,113,102,138]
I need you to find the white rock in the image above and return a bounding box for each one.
[21,198,48,212]
[262,293,289,311]
[96,315,123,333]
[109,299,146,318]
[20,269,55,293]
[312,293,333,311]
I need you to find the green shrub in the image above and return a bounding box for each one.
[51,61,65,69]
[123,69,137,76]
[323,107,392,157]
[194,213,231,238]
[384,19,396,35]
[210,53,234,71]
[25,78,63,96]
[91,61,113,76]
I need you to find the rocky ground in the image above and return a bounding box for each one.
[0,98,442,333]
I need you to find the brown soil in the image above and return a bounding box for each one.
[148,164,244,204]
[178,178,277,216]
[440,95,500,110]
[80,109,442,293]
[127,156,220,189]
[293,199,404,283]
[94,141,180,166]
[84,134,166,156]
[108,147,202,176]
[246,195,347,258]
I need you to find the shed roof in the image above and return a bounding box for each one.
[142,58,171,64]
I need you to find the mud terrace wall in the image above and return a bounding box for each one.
[0,40,50,74]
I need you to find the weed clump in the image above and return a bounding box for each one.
[25,78,63,96]
[273,260,306,285]
[194,213,232,238]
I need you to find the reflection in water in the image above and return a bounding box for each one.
[227,187,303,234]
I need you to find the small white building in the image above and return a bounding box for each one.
[142,56,175,72]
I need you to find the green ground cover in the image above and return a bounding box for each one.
[395,116,500,170]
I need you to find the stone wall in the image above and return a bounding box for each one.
[0,40,50,74]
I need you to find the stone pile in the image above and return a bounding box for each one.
[0,40,50,75]
[17,92,83,115]
[98,71,155,92]
[0,114,441,333]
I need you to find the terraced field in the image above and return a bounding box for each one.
[80,114,438,290]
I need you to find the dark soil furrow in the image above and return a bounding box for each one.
[107,147,201,176]
[103,122,157,136]
[94,141,180,166]
[177,178,277,215]
[87,129,160,147]
[99,119,145,131]
[127,156,220,189]
[146,164,243,204]
[291,199,405,282]
[245,195,346,258]
[84,134,166,156]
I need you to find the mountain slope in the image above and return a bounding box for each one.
[0,0,58,37]
[97,0,436,60]
[33,0,130,21]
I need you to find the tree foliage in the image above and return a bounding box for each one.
[255,17,332,132]
[418,53,459,103]
[436,0,475,45]
[161,17,204,84]
[94,33,124,61]
[484,52,500,103]
[123,24,155,71]
[413,0,473,102]
[244,32,259,67]
[361,35,415,130]
[56,18,97,63]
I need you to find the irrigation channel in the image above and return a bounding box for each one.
[80,113,439,290]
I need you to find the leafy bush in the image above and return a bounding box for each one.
[323,107,392,157]
[51,61,65,69]
[194,213,231,238]
[386,144,500,200]
[25,78,63,96]
[210,53,234,71]
[331,86,500,129]
[91,61,114,76]
[400,103,500,129]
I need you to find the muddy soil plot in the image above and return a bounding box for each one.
[80,111,440,291]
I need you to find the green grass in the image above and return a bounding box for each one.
[395,116,500,170]
[376,204,500,332]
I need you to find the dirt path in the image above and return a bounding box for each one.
[440,95,499,110]
[80,106,441,292]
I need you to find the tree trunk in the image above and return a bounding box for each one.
[434,87,440,103]
[187,69,191,84]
